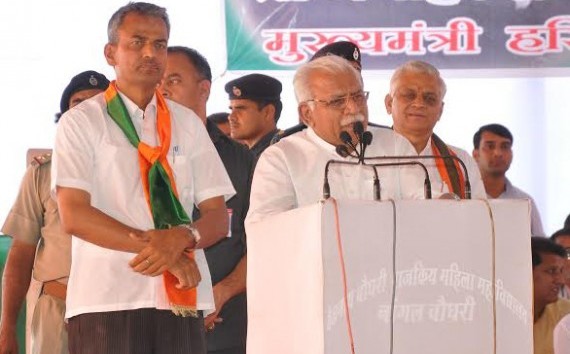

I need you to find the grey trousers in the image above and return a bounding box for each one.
[67,308,206,354]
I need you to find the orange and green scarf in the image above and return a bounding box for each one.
[105,81,197,317]
[431,133,466,198]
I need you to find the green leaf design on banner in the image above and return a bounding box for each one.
[225,0,287,71]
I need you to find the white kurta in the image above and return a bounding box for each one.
[52,91,235,319]
[246,126,486,223]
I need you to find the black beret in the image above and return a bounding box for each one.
[207,112,229,124]
[225,74,282,102]
[59,70,110,114]
[311,41,362,70]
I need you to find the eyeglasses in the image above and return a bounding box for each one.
[305,91,369,110]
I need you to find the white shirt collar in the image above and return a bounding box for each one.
[306,126,339,155]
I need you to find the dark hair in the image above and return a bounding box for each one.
[551,228,570,243]
[207,112,229,124]
[255,100,282,123]
[532,236,566,267]
[565,214,570,229]
[473,124,513,149]
[108,2,170,44]
[167,46,212,81]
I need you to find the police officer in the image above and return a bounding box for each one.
[0,70,109,354]
[225,74,282,158]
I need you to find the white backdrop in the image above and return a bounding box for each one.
[0,0,568,235]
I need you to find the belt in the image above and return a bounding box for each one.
[42,280,67,301]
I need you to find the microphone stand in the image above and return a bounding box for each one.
[361,155,471,199]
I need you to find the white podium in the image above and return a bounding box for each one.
[246,199,533,354]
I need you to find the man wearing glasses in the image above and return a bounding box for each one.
[246,55,399,223]
[384,60,486,199]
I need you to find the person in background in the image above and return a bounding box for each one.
[472,123,545,236]
[52,3,235,353]
[532,237,570,354]
[551,228,570,299]
[225,74,282,158]
[160,45,253,354]
[0,70,109,354]
[207,112,231,137]
[384,60,486,199]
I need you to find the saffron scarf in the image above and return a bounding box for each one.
[105,81,197,317]
[431,133,466,198]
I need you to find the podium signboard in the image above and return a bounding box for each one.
[246,199,532,354]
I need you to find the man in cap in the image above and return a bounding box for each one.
[225,73,282,158]
[271,40,368,144]
[0,70,109,354]
[472,123,545,236]
[384,60,486,199]
[52,3,235,353]
[160,45,253,354]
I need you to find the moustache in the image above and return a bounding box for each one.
[340,114,365,127]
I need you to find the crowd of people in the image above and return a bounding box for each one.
[0,2,567,354]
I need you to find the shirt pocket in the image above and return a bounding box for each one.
[166,154,194,210]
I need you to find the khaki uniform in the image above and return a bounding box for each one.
[2,153,70,354]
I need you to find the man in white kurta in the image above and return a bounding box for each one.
[247,56,485,223]
[53,90,234,319]
[52,3,235,353]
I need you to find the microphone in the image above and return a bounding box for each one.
[360,131,373,162]
[353,122,364,162]
[338,122,373,163]
[335,145,351,158]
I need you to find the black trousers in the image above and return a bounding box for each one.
[67,308,206,354]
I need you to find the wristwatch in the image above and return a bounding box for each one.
[180,224,201,249]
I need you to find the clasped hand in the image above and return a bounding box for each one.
[128,227,201,289]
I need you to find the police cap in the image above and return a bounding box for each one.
[311,41,362,71]
[224,74,282,102]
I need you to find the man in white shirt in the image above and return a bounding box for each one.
[383,60,486,200]
[247,56,485,224]
[52,3,235,353]
[472,123,545,236]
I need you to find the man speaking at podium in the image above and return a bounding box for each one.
[247,56,485,224]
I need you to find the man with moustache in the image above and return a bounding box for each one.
[246,55,403,223]
[225,74,282,158]
[52,3,234,353]
[160,46,253,354]
[384,60,486,199]
[271,41,366,144]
